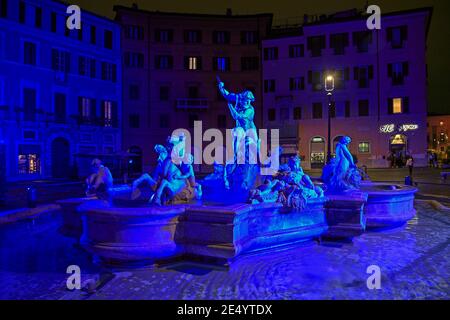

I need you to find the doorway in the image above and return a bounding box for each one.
[51,137,70,178]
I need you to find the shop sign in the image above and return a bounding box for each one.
[380,123,419,134]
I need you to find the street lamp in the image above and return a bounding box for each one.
[325,74,335,164]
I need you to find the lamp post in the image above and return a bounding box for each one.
[325,74,335,164]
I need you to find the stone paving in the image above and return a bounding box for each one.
[0,201,448,300]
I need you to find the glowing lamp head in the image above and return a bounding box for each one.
[325,75,335,92]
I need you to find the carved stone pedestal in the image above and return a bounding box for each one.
[321,192,367,241]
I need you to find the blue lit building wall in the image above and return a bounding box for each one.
[0,0,122,181]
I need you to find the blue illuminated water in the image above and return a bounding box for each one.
[0,202,448,300]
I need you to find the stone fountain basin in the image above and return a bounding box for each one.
[78,200,185,267]
[56,197,97,239]
[360,182,418,229]
[77,197,328,267]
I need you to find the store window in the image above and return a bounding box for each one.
[358,142,370,153]
[18,145,41,174]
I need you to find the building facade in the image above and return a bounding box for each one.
[427,114,450,161]
[114,5,272,171]
[0,0,122,181]
[262,8,432,168]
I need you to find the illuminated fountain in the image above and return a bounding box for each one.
[70,80,329,267]
[321,136,417,230]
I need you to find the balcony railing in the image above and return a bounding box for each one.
[176,98,208,110]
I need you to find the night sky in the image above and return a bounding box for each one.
[71,0,450,115]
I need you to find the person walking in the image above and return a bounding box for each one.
[406,156,414,177]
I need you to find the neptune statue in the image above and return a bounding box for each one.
[216,77,259,190]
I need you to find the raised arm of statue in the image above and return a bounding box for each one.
[217,81,237,103]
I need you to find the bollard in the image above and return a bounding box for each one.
[404,176,412,186]
[27,186,37,208]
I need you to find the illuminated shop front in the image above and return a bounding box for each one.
[310,136,325,168]
[17,145,41,175]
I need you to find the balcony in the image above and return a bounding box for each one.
[176,98,208,110]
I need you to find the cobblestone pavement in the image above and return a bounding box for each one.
[0,201,449,300]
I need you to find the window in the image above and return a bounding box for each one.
[18,153,40,174]
[264,79,275,93]
[155,29,173,43]
[188,114,199,128]
[101,62,117,82]
[78,56,95,77]
[294,107,302,120]
[159,86,169,101]
[289,77,304,91]
[185,56,202,70]
[213,57,230,72]
[35,7,42,28]
[24,42,36,65]
[308,71,323,91]
[51,12,57,32]
[345,101,351,118]
[78,25,83,41]
[52,49,70,72]
[104,30,113,49]
[213,31,230,44]
[353,31,372,53]
[184,30,201,43]
[333,68,349,90]
[388,62,408,85]
[289,44,304,58]
[155,55,173,69]
[263,47,278,60]
[188,86,198,99]
[159,114,169,128]
[241,31,257,44]
[23,131,36,139]
[330,33,349,55]
[102,101,113,127]
[241,57,258,71]
[125,52,144,68]
[358,142,370,153]
[129,85,140,100]
[268,108,276,121]
[387,26,407,49]
[129,114,140,128]
[280,108,289,121]
[23,88,36,121]
[358,100,369,116]
[354,66,373,88]
[388,97,409,114]
[90,26,96,44]
[19,1,25,23]
[307,36,326,57]
[79,97,94,122]
[54,93,66,123]
[312,103,322,119]
[125,25,144,40]
[218,115,227,128]
[0,0,7,18]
